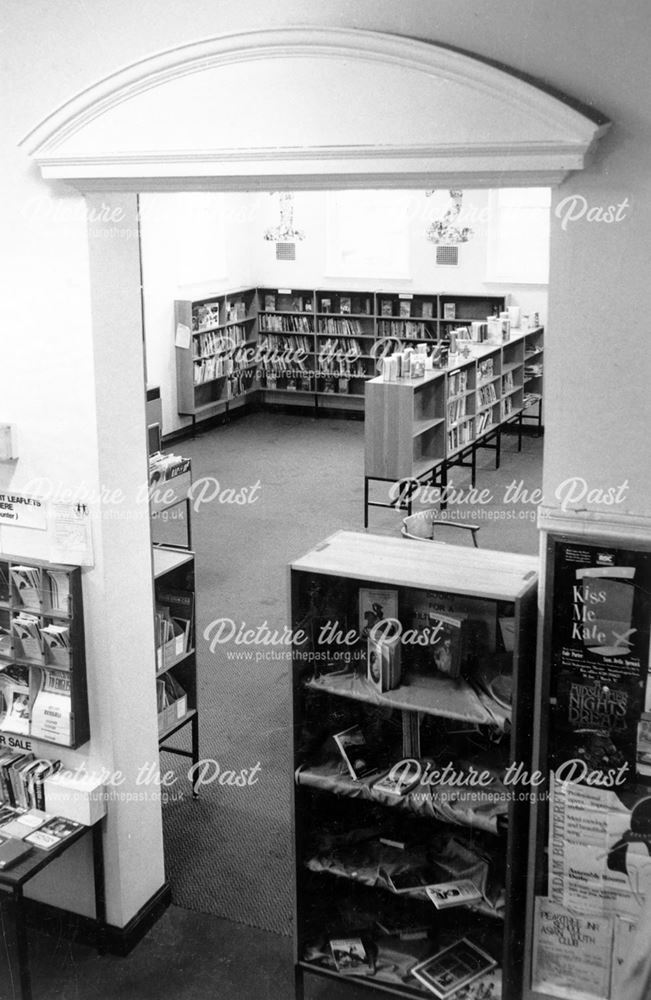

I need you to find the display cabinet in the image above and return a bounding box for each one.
[290,531,538,1000]
[0,557,89,748]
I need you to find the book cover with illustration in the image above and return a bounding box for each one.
[549,540,651,777]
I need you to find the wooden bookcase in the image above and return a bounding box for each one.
[175,287,259,419]
[522,327,544,434]
[0,557,89,748]
[364,328,544,524]
[290,531,538,1000]
[174,288,523,421]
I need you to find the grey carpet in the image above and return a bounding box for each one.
[159,410,541,935]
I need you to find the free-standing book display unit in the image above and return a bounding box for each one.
[290,531,538,1000]
[363,328,544,526]
[0,557,89,748]
[524,534,651,1000]
[153,545,199,797]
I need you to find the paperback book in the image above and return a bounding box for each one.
[333,725,386,781]
[329,937,374,976]
[410,939,496,999]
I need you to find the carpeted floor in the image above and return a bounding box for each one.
[159,409,542,935]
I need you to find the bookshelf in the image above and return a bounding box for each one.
[175,287,259,419]
[0,557,89,748]
[364,328,544,525]
[290,530,538,1000]
[149,447,199,795]
[174,288,520,421]
[522,327,544,434]
[153,546,199,796]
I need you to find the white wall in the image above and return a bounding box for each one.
[143,188,548,434]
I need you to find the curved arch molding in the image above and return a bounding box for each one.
[21,27,610,190]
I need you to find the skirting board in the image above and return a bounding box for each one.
[18,881,172,956]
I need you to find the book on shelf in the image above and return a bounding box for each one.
[321,297,332,314]
[359,588,399,639]
[30,668,72,744]
[11,613,41,660]
[329,937,374,977]
[333,725,386,781]
[40,623,70,667]
[447,369,468,396]
[192,302,220,332]
[425,880,482,910]
[340,296,351,314]
[46,570,70,615]
[443,303,456,320]
[24,815,84,850]
[263,293,276,311]
[399,301,411,318]
[503,371,514,392]
[380,299,393,317]
[421,301,434,319]
[10,566,42,608]
[410,939,497,999]
[0,666,31,734]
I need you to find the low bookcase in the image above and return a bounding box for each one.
[290,531,538,1000]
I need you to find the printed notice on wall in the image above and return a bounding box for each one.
[48,502,94,566]
[549,539,651,776]
[532,898,613,1000]
[548,775,651,919]
[0,491,46,529]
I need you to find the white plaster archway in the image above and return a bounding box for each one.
[22,27,609,190]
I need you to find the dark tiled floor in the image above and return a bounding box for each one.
[0,904,365,1000]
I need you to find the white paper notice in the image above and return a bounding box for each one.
[548,775,649,919]
[48,503,94,566]
[175,323,191,349]
[532,897,613,1000]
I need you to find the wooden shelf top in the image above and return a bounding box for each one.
[152,546,194,579]
[291,531,538,601]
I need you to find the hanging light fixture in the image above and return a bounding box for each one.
[425,190,474,244]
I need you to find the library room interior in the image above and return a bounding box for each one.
[2,4,651,1000]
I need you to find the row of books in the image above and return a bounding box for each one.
[319,295,372,316]
[379,299,435,319]
[477,383,498,407]
[502,396,518,418]
[1,566,71,615]
[318,337,363,361]
[377,320,438,340]
[6,613,71,666]
[192,325,247,359]
[193,356,234,385]
[0,749,60,811]
[263,293,312,313]
[448,419,474,453]
[259,313,313,333]
[447,396,468,425]
[318,318,368,338]
[447,369,469,397]
[475,409,494,436]
[259,334,312,355]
